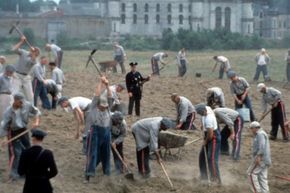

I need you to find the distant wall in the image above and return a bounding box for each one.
[0,16,111,41]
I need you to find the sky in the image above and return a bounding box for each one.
[30,0,60,4]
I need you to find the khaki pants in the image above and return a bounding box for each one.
[247,163,270,193]
[12,73,33,103]
[56,84,62,98]
[0,94,13,121]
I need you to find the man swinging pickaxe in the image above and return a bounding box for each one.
[9,21,35,51]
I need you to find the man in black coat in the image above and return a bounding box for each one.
[18,129,58,193]
[125,62,150,116]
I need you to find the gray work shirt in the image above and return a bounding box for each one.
[52,67,64,85]
[46,79,59,95]
[111,119,127,144]
[88,96,113,128]
[32,63,46,82]
[132,117,162,151]
[230,77,249,95]
[261,87,282,113]
[0,102,40,136]
[176,96,195,123]
[207,87,225,107]
[0,74,13,94]
[114,45,126,57]
[252,128,271,167]
[214,108,239,129]
[14,49,36,75]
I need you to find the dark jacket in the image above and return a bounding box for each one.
[18,145,58,193]
[125,71,149,100]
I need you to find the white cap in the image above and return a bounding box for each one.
[257,83,266,92]
[261,48,266,52]
[249,121,260,128]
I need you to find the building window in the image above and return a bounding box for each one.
[167,4,171,12]
[145,14,149,24]
[133,14,137,24]
[121,3,126,12]
[179,15,184,24]
[167,15,172,24]
[248,24,250,34]
[179,4,183,12]
[156,14,160,24]
[259,12,263,19]
[133,3,137,12]
[121,14,126,24]
[145,3,149,12]
[225,7,231,31]
[215,7,222,29]
[189,4,192,12]
[156,3,160,12]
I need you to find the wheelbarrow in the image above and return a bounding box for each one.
[158,131,200,160]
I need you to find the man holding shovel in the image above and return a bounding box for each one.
[229,71,256,122]
[212,56,231,79]
[247,121,271,193]
[214,107,244,160]
[0,92,40,180]
[12,36,40,103]
[195,103,221,184]
[132,117,172,178]
[257,83,289,141]
[171,93,196,130]
[151,52,168,75]
[111,111,127,174]
[206,87,225,109]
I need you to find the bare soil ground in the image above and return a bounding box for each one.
[1,50,290,193]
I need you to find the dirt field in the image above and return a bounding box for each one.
[0,50,290,193]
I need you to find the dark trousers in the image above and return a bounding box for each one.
[8,129,31,179]
[128,96,140,116]
[151,58,160,75]
[136,146,150,176]
[232,116,244,160]
[219,67,231,79]
[180,112,195,130]
[56,50,63,69]
[253,65,270,81]
[271,101,289,140]
[220,116,244,160]
[47,91,57,109]
[85,125,111,176]
[32,79,51,110]
[113,55,126,74]
[111,142,124,174]
[178,59,187,77]
[199,130,221,183]
[235,94,256,122]
[287,63,290,82]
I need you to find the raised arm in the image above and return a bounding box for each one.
[12,36,26,53]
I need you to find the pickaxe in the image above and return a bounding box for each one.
[9,21,34,50]
[85,49,102,76]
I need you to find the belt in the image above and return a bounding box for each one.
[16,71,28,76]
[0,92,11,95]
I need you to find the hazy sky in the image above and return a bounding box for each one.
[30,0,60,4]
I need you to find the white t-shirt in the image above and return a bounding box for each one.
[202,106,218,131]
[217,56,228,63]
[50,44,61,58]
[258,55,266,65]
[67,97,92,112]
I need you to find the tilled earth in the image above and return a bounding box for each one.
[1,68,290,193]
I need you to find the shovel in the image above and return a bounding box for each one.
[112,145,134,180]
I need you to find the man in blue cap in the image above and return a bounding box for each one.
[18,128,58,193]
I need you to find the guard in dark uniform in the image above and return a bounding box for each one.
[18,129,58,193]
[125,62,150,116]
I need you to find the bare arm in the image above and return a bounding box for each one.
[212,62,218,72]
[12,36,26,52]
